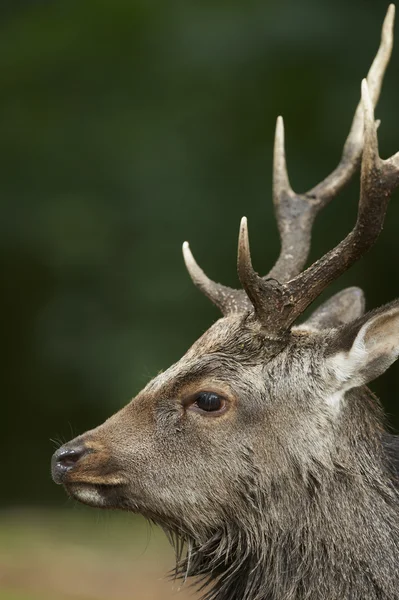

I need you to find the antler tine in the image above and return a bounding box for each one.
[254,79,399,334]
[237,217,287,333]
[270,114,313,282]
[269,4,395,283]
[182,242,250,315]
[237,217,259,309]
[272,116,292,201]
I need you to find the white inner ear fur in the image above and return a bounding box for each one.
[327,306,399,396]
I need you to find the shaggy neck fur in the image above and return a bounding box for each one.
[166,388,399,600]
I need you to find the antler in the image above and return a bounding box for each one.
[238,79,399,335]
[183,5,399,334]
[270,3,395,282]
[182,242,250,314]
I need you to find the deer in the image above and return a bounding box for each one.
[51,5,399,600]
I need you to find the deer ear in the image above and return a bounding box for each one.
[326,302,399,389]
[296,287,365,332]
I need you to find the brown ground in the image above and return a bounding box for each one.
[0,509,199,600]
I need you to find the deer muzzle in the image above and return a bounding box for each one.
[51,432,130,509]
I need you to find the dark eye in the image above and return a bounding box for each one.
[194,392,225,413]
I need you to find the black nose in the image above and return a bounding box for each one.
[51,444,87,485]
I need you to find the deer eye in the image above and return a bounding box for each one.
[193,392,226,413]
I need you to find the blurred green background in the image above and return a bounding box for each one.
[1,0,399,598]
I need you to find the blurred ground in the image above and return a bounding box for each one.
[0,509,196,600]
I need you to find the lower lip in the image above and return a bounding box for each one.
[66,483,108,507]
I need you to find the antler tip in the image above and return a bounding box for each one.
[182,241,191,261]
[380,5,395,55]
[276,114,284,128]
[182,239,236,313]
[239,217,249,250]
[273,115,292,201]
[182,240,214,290]
[237,214,258,301]
[275,116,285,147]
[385,4,396,29]
[274,115,285,142]
[238,215,251,266]
[182,240,196,270]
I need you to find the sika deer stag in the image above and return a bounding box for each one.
[52,6,399,600]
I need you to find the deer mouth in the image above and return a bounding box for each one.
[64,480,129,509]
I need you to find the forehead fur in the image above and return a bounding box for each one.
[144,312,329,398]
[186,314,266,360]
[186,313,328,362]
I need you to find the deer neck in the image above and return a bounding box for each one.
[175,389,399,600]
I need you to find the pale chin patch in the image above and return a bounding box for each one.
[69,485,107,508]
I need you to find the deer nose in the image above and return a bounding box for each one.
[51,444,88,485]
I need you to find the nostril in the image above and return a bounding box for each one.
[51,444,87,485]
[57,448,83,467]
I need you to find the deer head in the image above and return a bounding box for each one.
[52,6,399,600]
